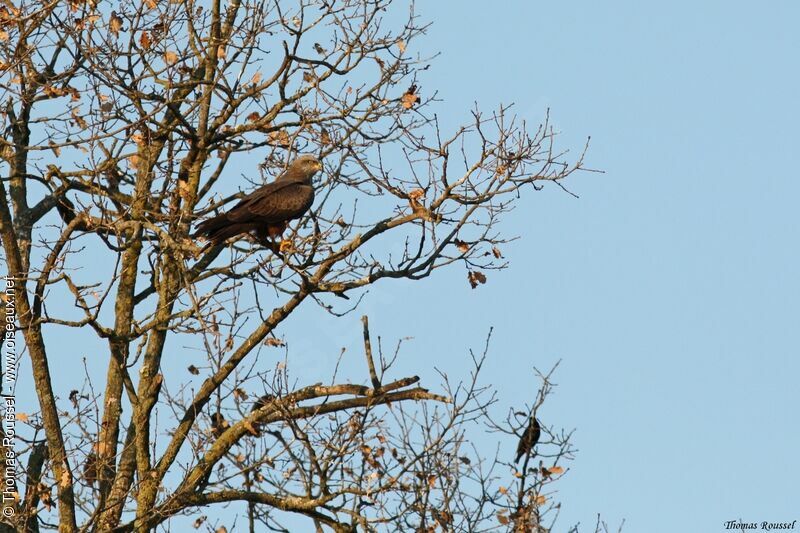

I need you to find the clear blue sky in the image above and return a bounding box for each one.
[10,1,800,530]
[391,1,800,530]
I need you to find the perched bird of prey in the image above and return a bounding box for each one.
[194,155,322,247]
[515,415,541,464]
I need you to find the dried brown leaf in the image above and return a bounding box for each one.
[43,85,67,97]
[401,92,419,109]
[467,271,487,289]
[401,84,420,109]
[71,107,88,129]
[264,337,285,347]
[542,465,565,478]
[233,388,248,401]
[268,130,290,147]
[320,127,331,145]
[164,50,178,65]
[453,239,469,253]
[109,11,123,37]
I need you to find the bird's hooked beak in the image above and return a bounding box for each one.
[312,160,324,185]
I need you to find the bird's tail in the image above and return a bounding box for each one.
[193,214,236,245]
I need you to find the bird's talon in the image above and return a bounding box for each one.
[278,239,293,253]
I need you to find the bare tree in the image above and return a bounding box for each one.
[0,0,593,531]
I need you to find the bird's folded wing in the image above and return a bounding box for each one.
[228,180,314,223]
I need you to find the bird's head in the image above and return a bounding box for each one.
[285,154,323,184]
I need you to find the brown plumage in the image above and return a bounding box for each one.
[194,155,322,246]
[515,415,541,464]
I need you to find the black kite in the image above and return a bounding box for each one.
[515,415,541,464]
[194,155,322,246]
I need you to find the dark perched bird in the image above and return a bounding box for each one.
[194,155,322,247]
[515,415,541,464]
[245,394,276,438]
